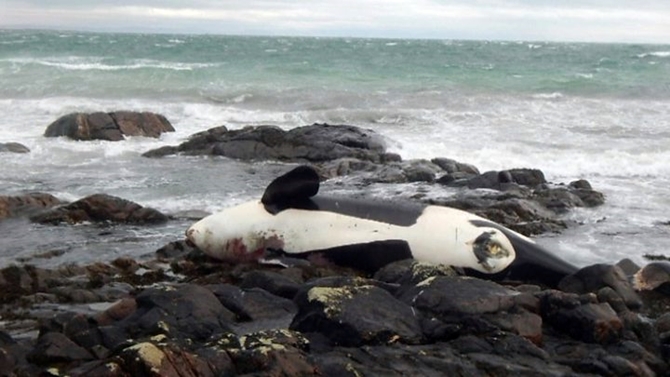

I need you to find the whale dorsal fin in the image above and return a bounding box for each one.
[262,165,320,213]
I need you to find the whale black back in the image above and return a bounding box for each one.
[262,165,425,226]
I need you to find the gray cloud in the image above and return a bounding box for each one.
[1,0,669,43]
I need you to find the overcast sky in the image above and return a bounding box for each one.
[2,0,670,43]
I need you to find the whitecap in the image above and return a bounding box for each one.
[637,51,670,58]
[8,57,218,72]
[532,92,563,99]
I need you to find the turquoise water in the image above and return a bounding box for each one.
[2,30,669,102]
[1,29,670,267]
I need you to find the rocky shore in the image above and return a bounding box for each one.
[1,120,669,376]
[1,244,668,376]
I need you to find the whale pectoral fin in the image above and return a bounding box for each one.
[261,165,320,213]
[275,240,412,274]
[303,240,413,274]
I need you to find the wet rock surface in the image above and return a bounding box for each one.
[0,193,63,220]
[44,111,175,141]
[1,252,669,377]
[142,123,390,163]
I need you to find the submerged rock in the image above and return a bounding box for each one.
[44,111,174,141]
[0,142,30,154]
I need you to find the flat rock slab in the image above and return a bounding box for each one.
[142,123,392,163]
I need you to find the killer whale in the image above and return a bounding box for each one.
[186,165,578,286]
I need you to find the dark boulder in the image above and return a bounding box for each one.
[539,290,623,344]
[0,331,29,376]
[432,194,566,236]
[402,160,441,183]
[559,264,642,309]
[39,312,104,352]
[432,174,604,235]
[375,259,458,283]
[431,157,480,175]
[0,142,30,153]
[26,332,94,365]
[142,145,178,158]
[206,284,297,333]
[119,341,212,377]
[155,240,200,260]
[368,159,443,183]
[508,168,547,187]
[44,111,174,141]
[240,270,303,300]
[398,276,542,343]
[544,341,646,376]
[459,170,503,190]
[318,157,383,179]
[291,284,423,346]
[94,298,137,326]
[312,343,481,376]
[617,258,641,275]
[569,180,606,207]
[30,193,168,225]
[634,262,670,292]
[312,338,572,377]
[142,123,388,163]
[441,168,545,191]
[0,265,37,304]
[120,284,235,342]
[533,187,586,213]
[110,111,174,138]
[534,185,605,212]
[226,329,314,376]
[437,167,604,216]
[0,192,63,220]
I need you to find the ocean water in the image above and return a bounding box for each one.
[1,29,670,268]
